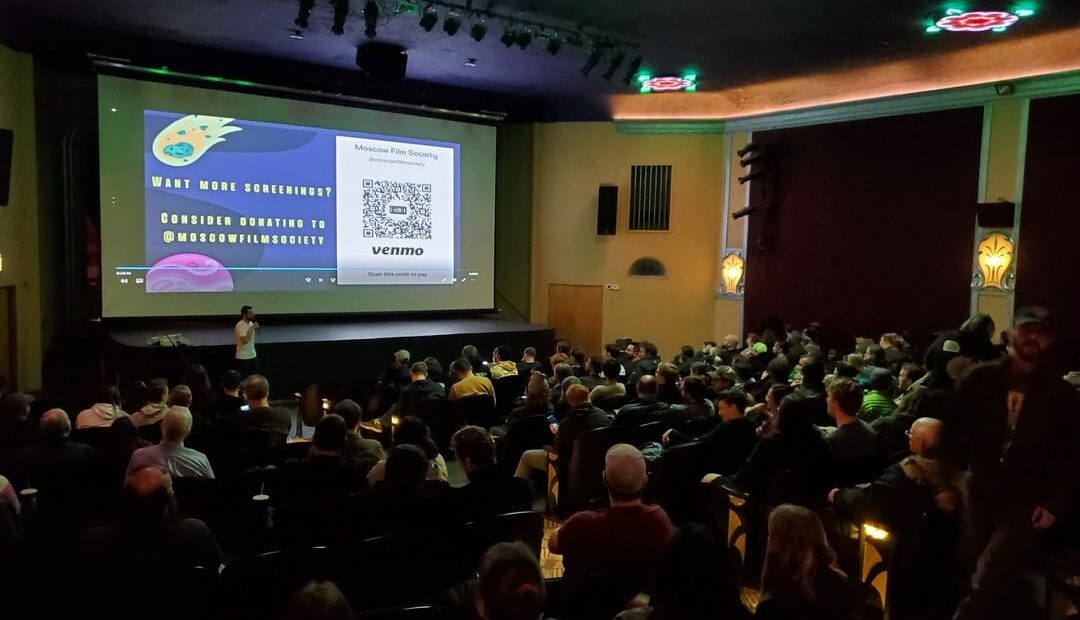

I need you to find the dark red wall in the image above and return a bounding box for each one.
[744,108,983,352]
[1015,94,1080,367]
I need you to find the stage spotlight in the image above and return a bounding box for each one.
[295,0,315,28]
[332,0,349,35]
[443,11,462,36]
[731,205,759,220]
[546,33,563,55]
[738,168,764,185]
[602,50,626,80]
[500,26,516,47]
[580,46,604,76]
[364,0,379,38]
[736,141,760,157]
[516,27,533,49]
[419,4,438,31]
[470,20,488,42]
[622,54,643,84]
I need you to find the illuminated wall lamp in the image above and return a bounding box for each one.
[863,523,891,541]
[721,251,745,296]
[972,231,1015,290]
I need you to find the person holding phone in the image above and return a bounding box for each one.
[235,305,259,378]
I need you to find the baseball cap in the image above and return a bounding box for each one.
[709,366,738,382]
[1014,306,1051,327]
[942,340,961,354]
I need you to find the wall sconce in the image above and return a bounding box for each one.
[721,251,745,295]
[972,231,1015,290]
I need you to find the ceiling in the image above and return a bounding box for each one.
[2,0,1079,119]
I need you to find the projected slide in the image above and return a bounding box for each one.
[142,110,459,293]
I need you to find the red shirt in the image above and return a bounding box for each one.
[552,503,673,577]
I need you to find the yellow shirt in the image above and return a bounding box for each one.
[449,374,496,401]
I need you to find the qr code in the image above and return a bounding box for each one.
[361,179,433,240]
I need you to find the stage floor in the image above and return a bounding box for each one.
[107,316,552,348]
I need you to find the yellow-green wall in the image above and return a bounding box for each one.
[530,123,727,358]
[0,45,41,390]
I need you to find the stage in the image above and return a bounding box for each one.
[99,316,555,398]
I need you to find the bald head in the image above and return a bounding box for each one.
[127,465,172,497]
[565,383,590,407]
[909,417,942,455]
[603,443,647,500]
[40,408,71,442]
[636,375,658,398]
[124,466,175,525]
[162,406,194,442]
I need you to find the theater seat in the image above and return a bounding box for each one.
[172,476,222,526]
[357,605,444,620]
[560,426,632,516]
[217,546,336,620]
[71,426,112,448]
[493,375,528,417]
[453,394,498,429]
[498,415,553,476]
[652,441,711,523]
[464,510,545,563]
[414,397,461,456]
[592,395,628,413]
[137,421,163,443]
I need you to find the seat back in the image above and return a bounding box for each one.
[834,455,884,488]
[562,426,631,515]
[493,375,528,417]
[498,415,554,476]
[171,476,222,525]
[357,606,444,620]
[465,510,545,564]
[592,395,628,413]
[340,527,471,608]
[652,441,711,523]
[71,426,112,448]
[453,394,498,429]
[217,546,336,620]
[260,440,312,467]
[414,397,461,455]
[633,420,670,445]
[137,421,163,444]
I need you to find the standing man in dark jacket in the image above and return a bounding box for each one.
[945,307,1080,620]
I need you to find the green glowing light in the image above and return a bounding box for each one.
[992,26,1008,32]
[685,84,697,93]
[683,73,698,81]
[926,25,942,32]
[946,7,963,15]
[1014,8,1034,16]
[636,74,651,84]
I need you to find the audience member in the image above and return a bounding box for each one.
[395,361,445,415]
[131,378,169,427]
[218,369,245,418]
[219,374,292,441]
[549,444,672,585]
[654,363,683,405]
[752,357,792,404]
[569,347,589,377]
[0,392,34,446]
[579,355,605,391]
[380,349,413,389]
[76,386,129,429]
[667,375,714,426]
[291,414,368,493]
[628,341,661,384]
[859,368,897,422]
[368,415,447,484]
[490,345,520,379]
[474,542,548,620]
[94,415,148,489]
[614,376,670,428]
[945,307,1080,620]
[515,384,609,481]
[601,344,627,378]
[549,362,575,404]
[13,408,94,492]
[665,389,758,474]
[449,358,496,402]
[955,312,1001,362]
[824,377,876,460]
[121,380,148,416]
[282,581,354,620]
[748,383,794,437]
[829,418,951,531]
[518,347,542,375]
[615,523,750,620]
[503,373,554,428]
[127,406,215,479]
[733,395,832,506]
[589,359,627,404]
[424,356,447,387]
[894,362,926,406]
[331,399,386,476]
[755,504,861,620]
[168,384,193,408]
[361,444,451,534]
[708,366,737,394]
[184,364,220,420]
[462,345,488,376]
[450,426,531,521]
[76,466,222,572]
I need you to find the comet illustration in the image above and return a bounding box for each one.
[152,114,242,167]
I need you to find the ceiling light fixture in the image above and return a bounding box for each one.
[331,0,350,35]
[295,0,315,28]
[602,50,626,81]
[515,27,533,49]
[289,29,305,40]
[622,55,643,85]
[419,4,439,31]
[443,10,462,36]
[926,6,1031,33]
[470,19,488,42]
[500,26,516,47]
[364,1,379,38]
[546,33,563,55]
[581,46,605,77]
[464,57,478,67]
[637,74,698,93]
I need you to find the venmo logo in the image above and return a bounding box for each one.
[372,246,425,256]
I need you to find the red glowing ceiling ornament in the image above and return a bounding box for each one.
[937,10,1018,31]
[637,74,698,93]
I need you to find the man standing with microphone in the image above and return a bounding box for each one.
[235,305,259,378]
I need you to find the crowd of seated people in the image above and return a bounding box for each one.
[1,310,1079,620]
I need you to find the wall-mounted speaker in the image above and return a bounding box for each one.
[597,184,617,235]
[976,201,1015,229]
[0,129,12,207]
